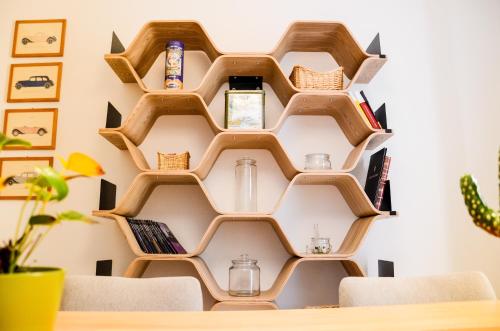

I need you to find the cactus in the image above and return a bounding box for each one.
[459,149,500,237]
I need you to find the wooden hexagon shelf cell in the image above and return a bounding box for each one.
[105,21,386,93]
[99,93,392,173]
[123,256,364,303]
[99,20,393,309]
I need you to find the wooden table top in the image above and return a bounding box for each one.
[55,300,500,331]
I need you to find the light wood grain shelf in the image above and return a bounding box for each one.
[100,92,389,149]
[104,21,385,93]
[100,20,392,309]
[97,213,384,260]
[123,256,364,303]
[93,172,391,218]
[100,129,392,176]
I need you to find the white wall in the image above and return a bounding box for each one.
[0,0,498,309]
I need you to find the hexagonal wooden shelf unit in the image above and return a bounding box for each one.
[105,21,386,93]
[99,93,392,174]
[122,256,365,303]
[99,20,393,309]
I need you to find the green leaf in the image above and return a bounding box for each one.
[35,167,69,201]
[29,214,57,226]
[0,133,31,150]
[57,210,98,224]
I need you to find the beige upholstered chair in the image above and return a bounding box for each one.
[61,276,203,311]
[339,271,496,307]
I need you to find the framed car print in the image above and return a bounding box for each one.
[12,19,66,57]
[0,157,53,200]
[2,109,58,150]
[7,62,63,103]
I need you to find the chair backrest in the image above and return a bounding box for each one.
[60,276,203,311]
[339,271,496,307]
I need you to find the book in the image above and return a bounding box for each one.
[349,92,372,128]
[126,218,186,254]
[374,156,391,209]
[354,91,381,129]
[364,148,387,205]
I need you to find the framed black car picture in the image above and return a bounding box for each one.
[7,62,63,102]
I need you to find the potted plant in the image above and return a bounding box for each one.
[0,133,104,331]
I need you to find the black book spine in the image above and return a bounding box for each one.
[127,220,149,254]
[150,221,174,254]
[138,220,156,254]
[160,223,187,254]
[143,220,161,254]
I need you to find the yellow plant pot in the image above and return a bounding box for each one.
[0,267,64,331]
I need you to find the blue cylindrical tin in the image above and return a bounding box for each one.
[164,40,184,89]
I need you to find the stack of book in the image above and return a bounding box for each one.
[126,218,187,254]
[349,90,386,130]
[364,148,391,210]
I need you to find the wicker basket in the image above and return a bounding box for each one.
[289,65,344,90]
[157,151,190,170]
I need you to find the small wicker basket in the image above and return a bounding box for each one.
[157,151,190,170]
[289,65,344,90]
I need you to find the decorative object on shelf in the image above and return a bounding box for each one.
[0,136,104,331]
[12,19,66,57]
[225,76,265,130]
[157,151,190,170]
[7,62,63,103]
[126,218,187,254]
[2,108,58,150]
[304,153,332,170]
[289,65,343,90]
[235,157,257,212]
[460,148,500,237]
[164,40,184,89]
[307,224,332,254]
[228,254,260,297]
[364,148,391,207]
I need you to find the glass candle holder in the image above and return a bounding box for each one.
[304,153,332,170]
[309,237,332,254]
[228,254,260,297]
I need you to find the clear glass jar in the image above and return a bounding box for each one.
[304,153,332,170]
[235,157,257,212]
[228,254,260,297]
[309,237,332,254]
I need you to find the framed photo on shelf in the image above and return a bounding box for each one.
[0,157,53,200]
[7,62,63,103]
[2,108,58,150]
[12,19,66,57]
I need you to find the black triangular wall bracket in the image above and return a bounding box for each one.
[106,102,122,128]
[374,103,387,130]
[366,33,386,58]
[99,179,117,211]
[111,31,125,54]
[379,180,397,215]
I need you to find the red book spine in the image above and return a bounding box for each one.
[354,91,381,129]
[359,102,381,129]
[374,156,391,209]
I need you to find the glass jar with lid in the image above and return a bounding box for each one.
[228,254,260,297]
[304,153,332,170]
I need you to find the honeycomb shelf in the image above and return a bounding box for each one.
[105,21,386,93]
[99,20,392,309]
[97,213,385,260]
[99,92,393,174]
[123,256,364,302]
[93,172,390,217]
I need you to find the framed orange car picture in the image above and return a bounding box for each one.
[12,19,66,57]
[7,62,63,102]
[2,108,58,150]
[0,157,53,200]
